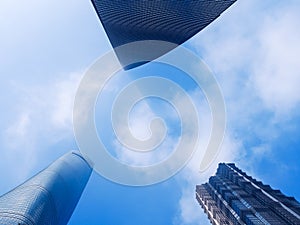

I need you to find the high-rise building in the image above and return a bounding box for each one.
[196,163,300,225]
[91,0,237,69]
[0,2,238,224]
[0,151,92,225]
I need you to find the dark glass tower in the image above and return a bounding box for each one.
[0,152,92,225]
[196,163,300,225]
[91,0,237,68]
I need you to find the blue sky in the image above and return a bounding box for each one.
[1,0,300,224]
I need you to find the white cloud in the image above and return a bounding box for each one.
[51,74,82,129]
[128,101,162,141]
[113,100,179,166]
[1,72,82,186]
[186,0,300,172]
[252,7,300,114]
[192,0,300,117]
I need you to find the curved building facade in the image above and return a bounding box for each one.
[0,152,92,225]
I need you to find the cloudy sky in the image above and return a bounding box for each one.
[1,0,300,224]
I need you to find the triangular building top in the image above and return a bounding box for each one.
[92,0,237,69]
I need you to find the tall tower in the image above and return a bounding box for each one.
[196,163,300,225]
[91,0,237,69]
[0,152,92,225]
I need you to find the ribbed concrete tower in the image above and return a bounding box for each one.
[196,163,300,225]
[0,152,92,225]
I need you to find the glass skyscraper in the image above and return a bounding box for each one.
[196,163,300,225]
[0,152,92,225]
[91,0,237,68]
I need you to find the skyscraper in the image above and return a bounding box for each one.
[0,152,92,225]
[196,163,300,225]
[91,0,237,69]
[0,2,238,224]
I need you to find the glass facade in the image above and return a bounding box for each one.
[0,151,92,225]
[91,0,237,68]
[196,163,300,225]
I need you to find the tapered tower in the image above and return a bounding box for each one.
[0,152,92,225]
